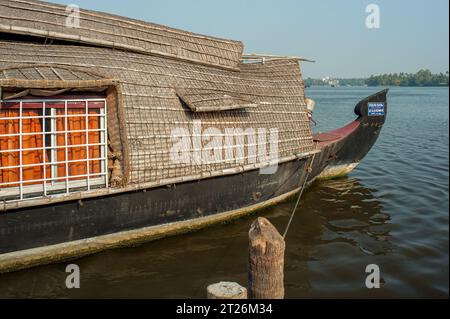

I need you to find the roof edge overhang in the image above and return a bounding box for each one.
[176,88,258,112]
[0,78,118,88]
[241,53,315,64]
[0,64,120,90]
[0,24,242,72]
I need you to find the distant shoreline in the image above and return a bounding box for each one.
[305,84,449,88]
[305,69,449,88]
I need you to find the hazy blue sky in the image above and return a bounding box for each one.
[50,0,448,78]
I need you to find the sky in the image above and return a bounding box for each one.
[49,0,449,78]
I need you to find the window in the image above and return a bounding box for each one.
[0,97,108,201]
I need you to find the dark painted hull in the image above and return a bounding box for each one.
[0,160,310,254]
[309,89,388,180]
[0,89,387,268]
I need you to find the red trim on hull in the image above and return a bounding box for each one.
[313,120,360,147]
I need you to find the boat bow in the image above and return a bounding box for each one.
[310,89,388,180]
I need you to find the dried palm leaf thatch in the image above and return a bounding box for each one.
[176,88,258,112]
[0,0,244,70]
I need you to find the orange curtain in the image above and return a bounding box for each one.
[22,110,49,185]
[88,109,101,177]
[0,110,20,188]
[56,109,101,181]
[0,109,48,188]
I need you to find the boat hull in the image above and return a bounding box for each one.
[310,89,388,180]
[0,159,310,254]
[0,89,388,273]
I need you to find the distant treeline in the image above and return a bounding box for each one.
[366,70,449,86]
[305,70,449,87]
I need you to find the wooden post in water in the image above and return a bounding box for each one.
[248,217,285,299]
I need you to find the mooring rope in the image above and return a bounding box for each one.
[282,152,316,239]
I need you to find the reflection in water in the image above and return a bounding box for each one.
[0,177,391,298]
[308,178,391,256]
[267,177,392,298]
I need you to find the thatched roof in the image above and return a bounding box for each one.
[0,0,314,189]
[0,0,244,70]
[0,64,107,81]
[176,88,258,112]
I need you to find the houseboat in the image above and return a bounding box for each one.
[0,0,387,272]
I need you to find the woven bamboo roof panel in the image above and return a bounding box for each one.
[0,0,244,70]
[0,41,314,186]
[176,88,258,112]
[0,64,105,81]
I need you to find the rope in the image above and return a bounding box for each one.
[282,152,316,239]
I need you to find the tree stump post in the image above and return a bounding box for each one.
[207,281,247,299]
[248,217,285,299]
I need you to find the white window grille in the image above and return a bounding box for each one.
[0,98,108,202]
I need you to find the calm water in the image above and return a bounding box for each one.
[0,87,448,298]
